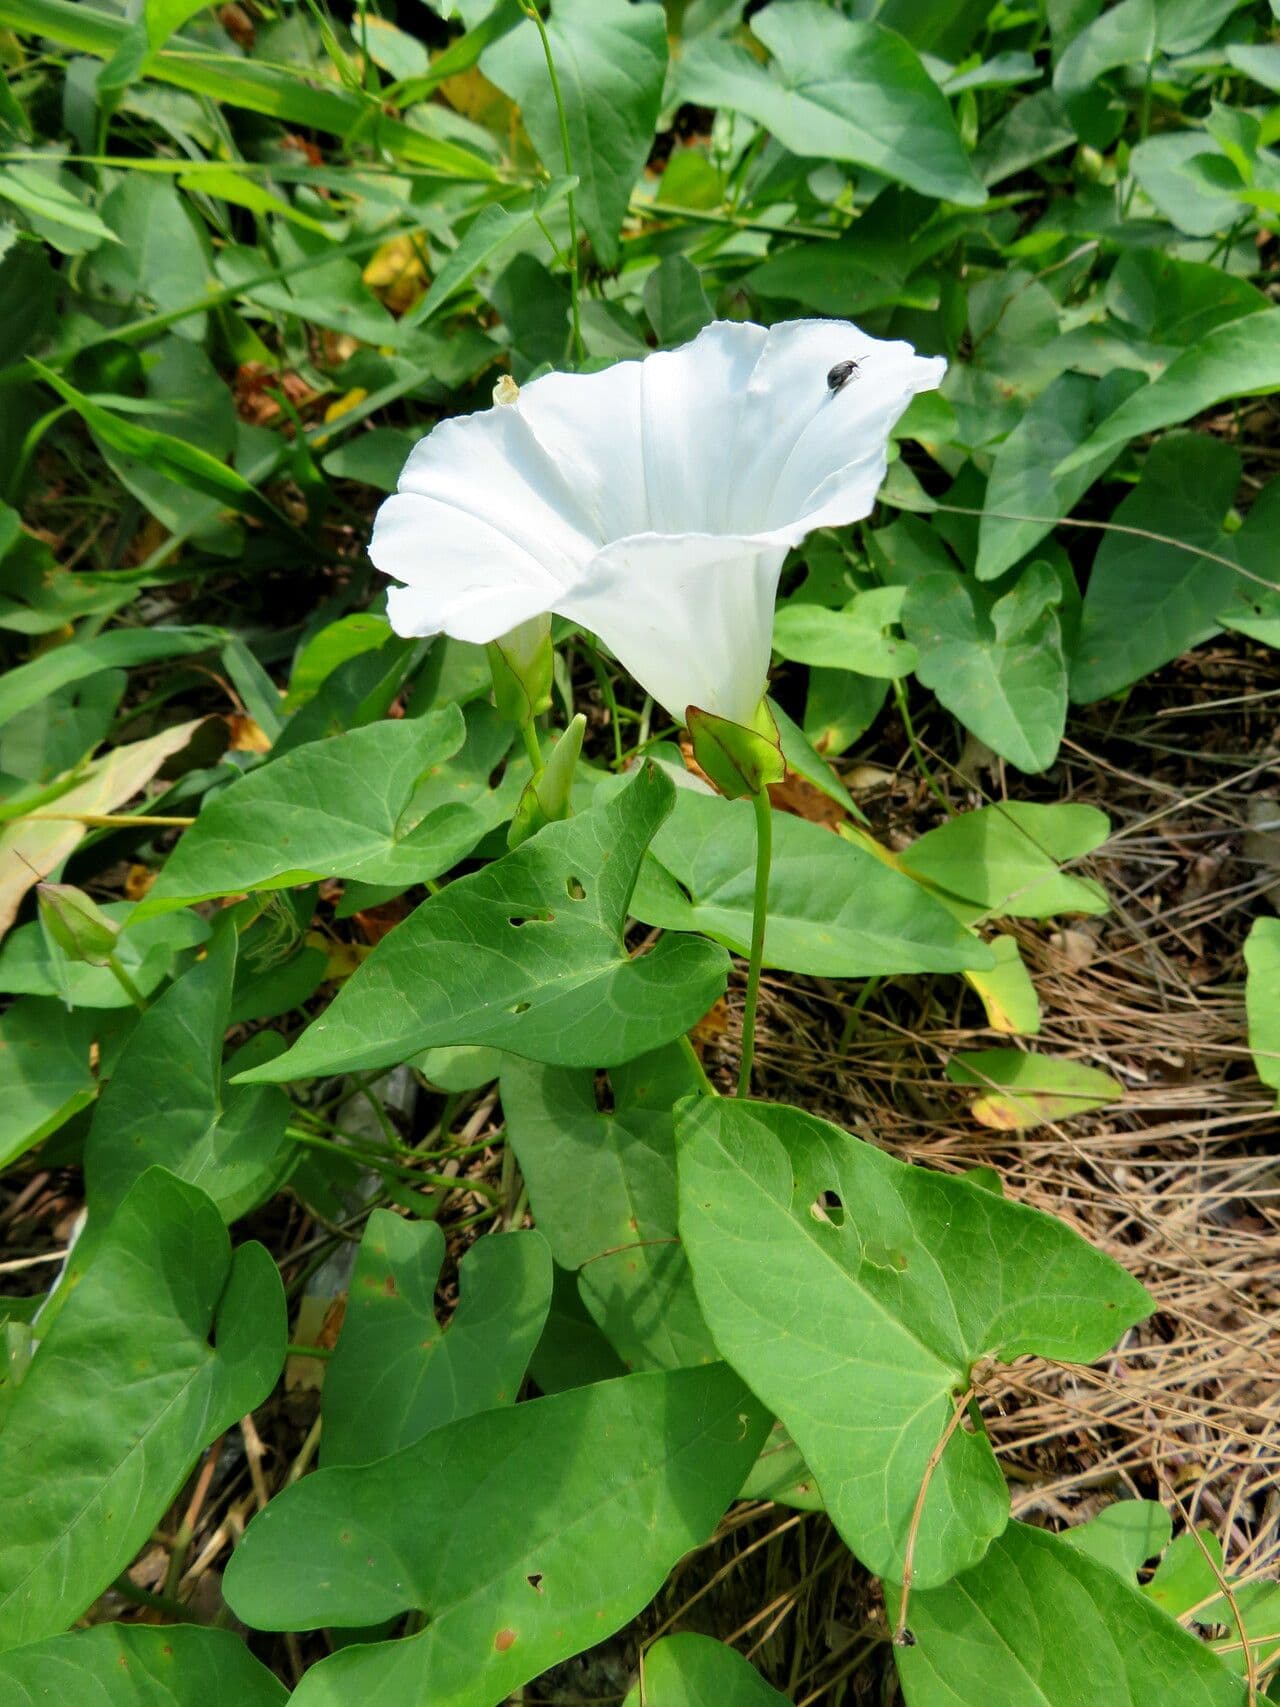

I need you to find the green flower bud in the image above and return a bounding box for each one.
[686,700,785,800]
[37,883,120,967]
[487,614,554,727]
[508,714,587,849]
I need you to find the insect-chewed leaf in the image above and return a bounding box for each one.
[224,1365,770,1707]
[0,1624,287,1706]
[235,763,729,1081]
[676,1097,1153,1589]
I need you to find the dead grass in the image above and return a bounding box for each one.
[677,645,1280,1697]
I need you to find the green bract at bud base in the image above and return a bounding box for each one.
[487,614,554,727]
[37,882,120,966]
[508,714,587,849]
[686,701,786,800]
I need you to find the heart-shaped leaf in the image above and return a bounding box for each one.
[947,1051,1123,1130]
[501,1045,715,1371]
[772,587,918,678]
[1057,306,1280,477]
[482,0,667,271]
[322,1214,551,1466]
[1069,437,1276,704]
[898,801,1109,920]
[902,565,1068,775]
[224,1365,770,1707]
[674,2,983,206]
[893,1521,1246,1707]
[236,763,729,1082]
[0,716,207,935]
[0,1625,287,1706]
[623,1634,789,1707]
[676,1097,1153,1589]
[0,997,97,1168]
[628,789,991,979]
[84,919,293,1220]
[0,1168,284,1649]
[141,705,499,910]
[1245,917,1280,1104]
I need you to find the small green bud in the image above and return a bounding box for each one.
[488,614,554,727]
[508,714,587,849]
[37,883,119,966]
[686,700,785,800]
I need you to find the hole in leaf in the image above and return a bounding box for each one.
[508,911,553,928]
[511,1001,531,1014]
[594,1071,615,1114]
[865,1242,908,1273]
[810,1189,845,1228]
[526,1573,544,1593]
[566,876,586,900]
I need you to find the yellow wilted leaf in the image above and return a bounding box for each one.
[362,235,429,315]
[963,935,1041,1036]
[0,719,207,936]
[437,64,511,127]
[323,388,369,426]
[124,864,155,902]
[226,713,274,753]
[307,930,373,983]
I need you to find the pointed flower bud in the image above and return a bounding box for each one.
[37,882,119,966]
[508,713,587,848]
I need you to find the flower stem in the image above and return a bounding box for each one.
[736,788,773,1098]
[519,0,583,365]
[105,953,148,1013]
[520,718,545,778]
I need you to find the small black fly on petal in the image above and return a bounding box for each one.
[827,359,860,392]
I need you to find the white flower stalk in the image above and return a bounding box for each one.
[371,319,945,729]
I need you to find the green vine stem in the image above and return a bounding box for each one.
[736,788,773,1097]
[518,0,584,364]
[678,1034,718,1098]
[891,677,952,818]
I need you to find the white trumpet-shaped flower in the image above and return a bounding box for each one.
[371,318,945,730]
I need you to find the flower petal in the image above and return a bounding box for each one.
[683,319,942,535]
[512,362,648,543]
[518,322,769,537]
[371,316,946,716]
[371,404,602,643]
[371,491,562,643]
[559,533,787,728]
[384,572,555,645]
